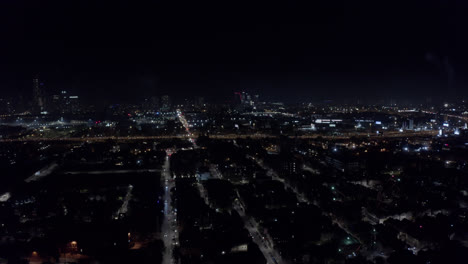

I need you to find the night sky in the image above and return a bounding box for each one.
[1,0,468,105]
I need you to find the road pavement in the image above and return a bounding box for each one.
[63,169,159,175]
[115,184,133,217]
[161,155,178,264]
[0,130,438,143]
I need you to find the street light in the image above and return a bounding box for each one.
[69,241,78,254]
[29,251,39,263]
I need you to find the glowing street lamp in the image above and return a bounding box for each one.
[69,241,78,253]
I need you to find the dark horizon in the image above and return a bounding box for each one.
[1,1,468,105]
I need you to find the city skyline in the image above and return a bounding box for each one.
[1,73,467,109]
[1,1,468,264]
[1,1,468,103]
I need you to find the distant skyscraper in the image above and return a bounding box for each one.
[0,98,14,114]
[408,119,414,130]
[234,91,255,106]
[67,95,80,114]
[32,76,45,114]
[51,94,61,114]
[234,92,243,105]
[49,90,80,115]
[161,95,171,110]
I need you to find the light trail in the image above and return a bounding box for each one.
[0,130,438,143]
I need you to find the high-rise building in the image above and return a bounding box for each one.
[67,95,80,114]
[234,91,256,106]
[161,95,171,110]
[408,119,414,130]
[0,98,14,114]
[32,76,46,114]
[240,91,255,106]
[49,90,80,115]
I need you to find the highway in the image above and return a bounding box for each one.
[0,130,438,143]
[62,169,160,175]
[421,110,468,123]
[176,109,198,147]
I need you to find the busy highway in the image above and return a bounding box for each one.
[0,130,438,143]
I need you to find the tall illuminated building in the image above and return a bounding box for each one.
[408,119,414,130]
[32,75,45,114]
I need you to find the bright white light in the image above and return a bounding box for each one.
[0,192,10,202]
